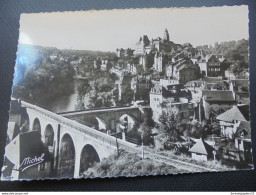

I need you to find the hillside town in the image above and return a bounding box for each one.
[70,28,251,168]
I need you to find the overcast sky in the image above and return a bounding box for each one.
[19,5,249,52]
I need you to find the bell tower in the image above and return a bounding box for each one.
[163,28,170,42]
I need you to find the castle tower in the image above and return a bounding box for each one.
[163,28,170,42]
[154,52,163,72]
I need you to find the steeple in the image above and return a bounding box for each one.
[163,28,170,42]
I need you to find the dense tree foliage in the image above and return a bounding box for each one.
[13,46,75,108]
[212,39,249,63]
[135,88,150,102]
[158,112,183,142]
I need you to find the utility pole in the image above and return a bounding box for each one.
[141,132,144,159]
[199,98,202,123]
[115,121,119,157]
[212,134,216,163]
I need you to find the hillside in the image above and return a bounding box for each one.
[82,151,186,178]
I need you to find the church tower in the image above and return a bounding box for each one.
[163,28,170,42]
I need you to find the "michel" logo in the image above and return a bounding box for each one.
[19,153,45,172]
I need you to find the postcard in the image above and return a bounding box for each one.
[1,5,253,180]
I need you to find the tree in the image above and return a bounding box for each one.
[121,88,134,105]
[135,88,150,102]
[140,123,154,146]
[158,112,182,142]
[77,80,91,96]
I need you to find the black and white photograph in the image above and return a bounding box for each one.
[1,5,253,181]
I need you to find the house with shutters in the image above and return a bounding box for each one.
[198,54,230,77]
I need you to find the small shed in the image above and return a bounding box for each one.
[189,138,215,161]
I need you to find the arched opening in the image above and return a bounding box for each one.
[32,118,41,133]
[45,124,54,147]
[117,114,136,133]
[79,144,100,176]
[59,134,75,178]
[95,117,107,132]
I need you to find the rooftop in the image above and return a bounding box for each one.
[216,105,250,122]
[189,138,214,155]
[202,90,235,102]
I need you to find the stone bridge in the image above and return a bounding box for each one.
[20,101,141,179]
[59,106,143,132]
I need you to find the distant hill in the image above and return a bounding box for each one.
[18,43,116,58]
[197,39,249,63]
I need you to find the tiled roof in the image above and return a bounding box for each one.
[202,90,235,102]
[201,77,223,82]
[184,80,205,87]
[208,54,220,63]
[189,138,214,155]
[204,81,229,90]
[216,105,249,122]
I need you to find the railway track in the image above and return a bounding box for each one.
[143,150,218,173]
[128,146,219,173]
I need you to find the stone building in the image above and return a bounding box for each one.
[2,130,53,180]
[159,76,179,87]
[150,84,164,120]
[134,35,151,56]
[162,97,194,122]
[202,90,236,120]
[198,54,230,77]
[216,105,250,139]
[153,52,163,72]
[150,84,193,121]
[166,59,200,85]
[136,76,151,89]
[235,121,251,153]
[229,79,249,104]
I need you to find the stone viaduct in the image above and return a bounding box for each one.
[58,106,143,132]
[21,101,142,179]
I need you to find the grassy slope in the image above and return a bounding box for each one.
[82,150,187,178]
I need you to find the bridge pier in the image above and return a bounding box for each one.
[74,152,81,178]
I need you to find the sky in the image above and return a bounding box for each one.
[19,5,249,52]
